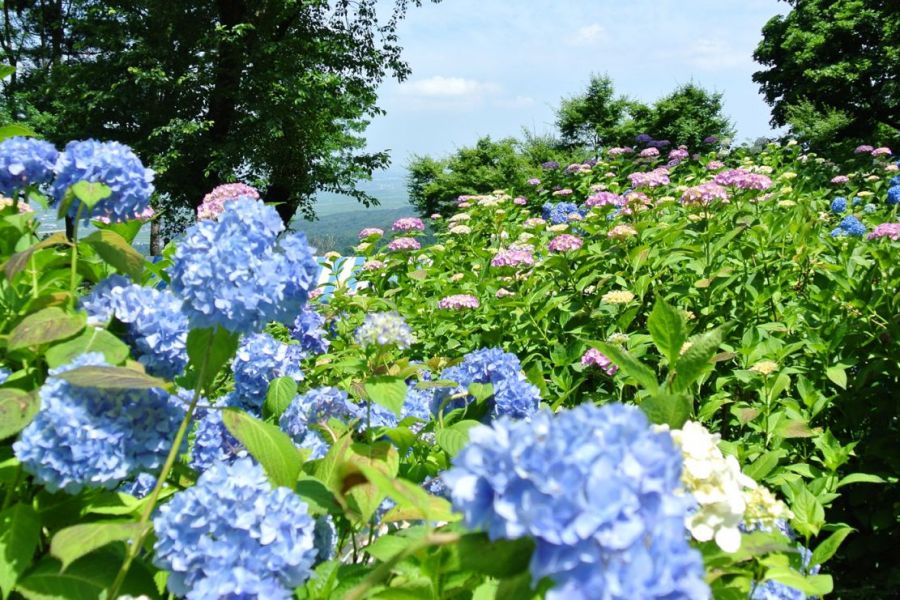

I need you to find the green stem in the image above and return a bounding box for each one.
[68,205,84,300]
[107,338,214,598]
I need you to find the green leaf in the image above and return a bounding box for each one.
[364,376,407,418]
[344,442,400,524]
[0,124,36,142]
[45,328,130,369]
[744,451,782,481]
[672,328,723,392]
[457,533,534,578]
[7,308,85,351]
[70,181,112,210]
[647,298,686,364]
[263,377,298,419]
[790,487,825,538]
[0,503,40,599]
[466,382,494,404]
[0,65,16,80]
[185,327,240,393]
[222,408,302,488]
[825,366,847,390]
[810,527,853,567]
[15,552,155,600]
[82,229,144,279]
[364,527,427,562]
[3,232,69,281]
[435,420,479,457]
[355,463,457,523]
[836,472,885,488]
[50,522,146,571]
[0,390,40,440]
[56,365,167,390]
[763,568,833,596]
[640,391,692,428]
[594,342,658,392]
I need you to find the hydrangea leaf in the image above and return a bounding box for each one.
[82,229,144,280]
[55,365,167,390]
[0,503,40,599]
[3,232,68,281]
[0,390,39,440]
[457,533,534,578]
[70,181,112,210]
[672,327,724,393]
[435,420,480,457]
[222,408,303,488]
[50,521,147,571]
[593,341,658,392]
[647,298,687,364]
[45,327,130,369]
[185,327,240,393]
[640,391,692,428]
[263,376,299,420]
[364,376,406,418]
[810,526,854,568]
[7,307,85,351]
[763,568,833,596]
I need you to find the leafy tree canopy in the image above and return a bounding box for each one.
[638,83,734,149]
[1,0,435,224]
[753,0,900,150]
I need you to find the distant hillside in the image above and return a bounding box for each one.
[292,206,431,254]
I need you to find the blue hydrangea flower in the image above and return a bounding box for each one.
[863,203,877,214]
[119,472,157,499]
[422,476,448,498]
[0,366,10,385]
[189,398,248,473]
[830,215,867,238]
[153,458,317,599]
[889,175,900,188]
[13,353,184,494]
[52,139,153,223]
[434,348,540,420]
[887,185,900,206]
[830,197,847,213]
[167,197,320,333]
[354,312,415,349]
[443,404,707,600]
[80,276,189,379]
[231,333,304,410]
[313,516,337,564]
[279,387,362,459]
[744,520,819,599]
[542,202,585,225]
[291,306,330,355]
[0,136,58,196]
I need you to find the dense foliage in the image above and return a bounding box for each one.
[0,0,435,226]
[753,0,900,152]
[1,128,898,598]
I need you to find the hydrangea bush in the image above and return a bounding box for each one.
[0,134,896,599]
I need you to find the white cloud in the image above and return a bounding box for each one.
[685,39,750,70]
[568,23,607,46]
[400,76,501,97]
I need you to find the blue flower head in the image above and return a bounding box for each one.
[0,136,58,196]
[0,366,10,385]
[354,312,415,350]
[889,175,900,188]
[231,333,304,411]
[190,398,248,473]
[443,404,707,599]
[830,197,847,213]
[279,387,363,459]
[887,185,900,206]
[837,215,867,237]
[291,306,330,355]
[153,458,317,598]
[52,139,153,223]
[746,520,820,599]
[13,353,185,494]
[542,202,585,224]
[167,197,320,333]
[434,348,540,420]
[80,276,189,379]
[119,472,157,499]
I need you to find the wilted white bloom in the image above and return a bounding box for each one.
[749,360,778,376]
[449,225,471,235]
[743,485,793,528]
[449,213,471,222]
[601,290,635,304]
[548,223,569,233]
[607,332,629,345]
[450,273,464,282]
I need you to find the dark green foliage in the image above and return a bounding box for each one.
[556,74,646,151]
[1,0,435,224]
[753,0,900,151]
[639,83,735,149]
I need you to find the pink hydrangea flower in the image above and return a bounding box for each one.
[358,227,384,239]
[95,204,154,224]
[524,217,546,228]
[639,147,659,158]
[628,167,670,188]
[552,188,574,196]
[830,175,850,184]
[513,196,527,205]
[438,294,480,310]
[713,168,772,190]
[607,147,633,156]
[527,178,541,186]
[387,237,420,252]
[362,259,385,270]
[669,148,689,161]
[491,248,534,268]
[871,147,892,157]
[581,348,618,376]
[705,160,725,171]
[197,183,260,220]
[854,145,874,154]
[431,213,442,220]
[392,217,425,232]
[585,191,623,208]
[681,182,730,206]
[867,223,900,240]
[548,234,583,253]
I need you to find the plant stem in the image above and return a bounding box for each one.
[107,338,214,598]
[68,206,83,298]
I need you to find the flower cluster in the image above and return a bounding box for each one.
[490,247,534,268]
[714,168,773,190]
[601,289,635,304]
[443,404,707,599]
[168,197,319,333]
[80,276,189,379]
[548,234,583,253]
[639,147,660,158]
[291,306,330,355]
[581,348,618,376]
[830,197,847,213]
[585,191,622,208]
[359,227,384,239]
[0,136,58,196]
[607,224,637,239]
[153,458,317,599]
[887,185,900,205]
[542,201,584,224]
[681,182,729,207]
[830,175,849,185]
[197,183,260,220]
[628,167,670,188]
[868,222,900,241]
[392,217,425,232]
[387,237,421,252]
[14,353,184,494]
[438,294,480,310]
[52,139,154,223]
[189,400,247,473]
[232,333,305,410]
[669,147,690,161]
[434,347,540,420]
[607,146,633,156]
[354,311,416,349]
[830,215,867,237]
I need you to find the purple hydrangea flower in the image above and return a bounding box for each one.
[387,237,421,252]
[868,223,900,240]
[581,348,618,376]
[392,217,426,232]
[438,294,480,310]
[197,183,260,220]
[548,234,583,253]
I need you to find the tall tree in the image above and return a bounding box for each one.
[1,0,435,225]
[753,0,900,149]
[638,83,734,149]
[556,74,646,152]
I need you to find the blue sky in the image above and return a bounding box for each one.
[365,0,787,168]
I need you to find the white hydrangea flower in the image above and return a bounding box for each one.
[668,421,756,552]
